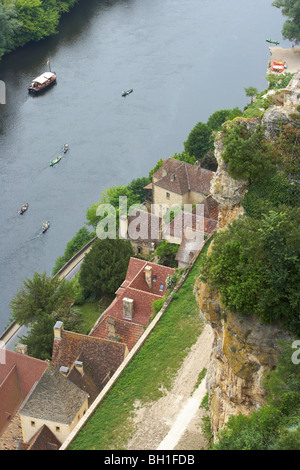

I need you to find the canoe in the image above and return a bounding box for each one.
[122,89,133,97]
[18,203,29,215]
[50,156,62,166]
[266,39,279,45]
[42,221,50,233]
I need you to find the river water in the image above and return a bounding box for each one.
[0,0,289,334]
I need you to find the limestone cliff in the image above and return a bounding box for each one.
[196,72,300,441]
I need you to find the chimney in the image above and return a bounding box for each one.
[123,297,134,320]
[15,344,28,355]
[59,366,69,376]
[107,318,117,341]
[119,214,128,239]
[145,265,152,289]
[75,361,84,376]
[54,321,63,340]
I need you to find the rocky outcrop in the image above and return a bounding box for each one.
[195,281,294,441]
[196,76,300,440]
[210,131,248,230]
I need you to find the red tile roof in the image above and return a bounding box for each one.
[152,158,215,196]
[91,316,145,352]
[91,258,175,331]
[0,351,47,437]
[51,330,128,402]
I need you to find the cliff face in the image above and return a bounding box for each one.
[195,280,293,439]
[196,75,300,440]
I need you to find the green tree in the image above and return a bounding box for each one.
[14,0,60,47]
[127,176,151,203]
[273,0,300,43]
[207,107,243,131]
[52,227,95,275]
[200,209,300,335]
[10,271,74,326]
[221,122,275,181]
[154,240,179,267]
[244,86,259,103]
[184,122,213,161]
[79,238,134,299]
[0,1,22,59]
[242,172,300,219]
[19,298,83,359]
[9,272,78,359]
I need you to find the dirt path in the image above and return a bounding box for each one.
[126,323,214,451]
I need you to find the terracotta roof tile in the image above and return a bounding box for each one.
[152,158,215,196]
[51,330,128,401]
[91,316,145,352]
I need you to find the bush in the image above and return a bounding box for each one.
[221,121,276,181]
[200,209,300,335]
[184,122,214,161]
[242,172,300,219]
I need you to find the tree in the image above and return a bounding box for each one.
[244,86,258,103]
[10,271,74,326]
[200,209,300,335]
[18,298,83,360]
[184,122,213,161]
[154,240,179,267]
[52,226,95,275]
[0,1,22,59]
[207,107,243,131]
[86,185,143,229]
[273,0,300,43]
[221,122,275,181]
[14,0,60,47]
[9,272,78,359]
[79,238,134,299]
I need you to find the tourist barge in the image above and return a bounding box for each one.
[28,71,57,94]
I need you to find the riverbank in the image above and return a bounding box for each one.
[268,46,300,73]
[0,0,79,62]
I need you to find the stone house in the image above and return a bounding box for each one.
[145,158,215,217]
[18,365,88,446]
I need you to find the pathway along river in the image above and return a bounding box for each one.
[0,0,289,334]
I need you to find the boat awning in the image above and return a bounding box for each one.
[33,72,55,84]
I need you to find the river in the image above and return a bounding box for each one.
[0,0,290,335]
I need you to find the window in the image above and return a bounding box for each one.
[159,284,164,292]
[153,275,157,282]
[55,426,60,432]
[166,192,170,199]
[31,421,35,427]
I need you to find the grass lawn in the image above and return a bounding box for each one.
[77,296,114,335]
[69,243,211,450]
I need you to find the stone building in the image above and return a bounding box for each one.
[18,365,88,445]
[145,158,215,217]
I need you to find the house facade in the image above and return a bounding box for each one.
[145,158,215,218]
[18,365,88,445]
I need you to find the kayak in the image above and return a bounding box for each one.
[42,221,50,233]
[122,89,133,97]
[50,156,61,166]
[18,203,29,215]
